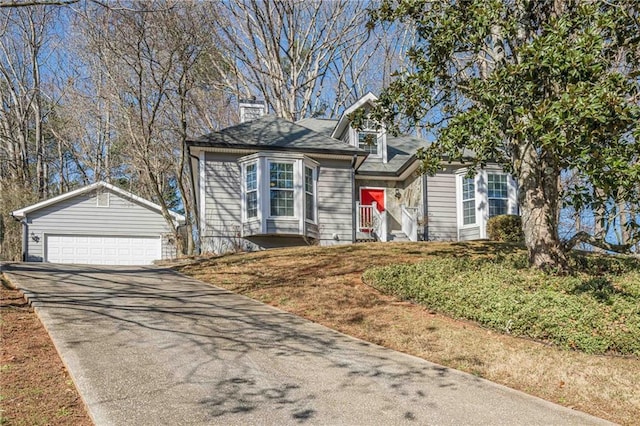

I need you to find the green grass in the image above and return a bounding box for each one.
[363,252,640,356]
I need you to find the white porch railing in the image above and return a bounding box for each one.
[357,203,374,234]
[357,202,387,242]
[401,204,419,242]
[374,205,387,242]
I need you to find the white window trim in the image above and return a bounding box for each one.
[304,164,318,224]
[267,159,297,219]
[486,172,510,219]
[349,115,388,163]
[241,161,259,221]
[461,176,477,226]
[456,173,480,231]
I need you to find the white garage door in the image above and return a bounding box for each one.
[46,234,161,265]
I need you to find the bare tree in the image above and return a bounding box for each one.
[72,1,229,254]
[0,5,65,259]
[214,0,381,121]
[0,6,59,196]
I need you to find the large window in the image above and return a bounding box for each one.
[305,166,315,221]
[488,174,508,217]
[462,177,476,225]
[245,163,258,219]
[269,162,294,217]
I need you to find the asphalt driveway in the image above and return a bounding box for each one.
[3,262,611,425]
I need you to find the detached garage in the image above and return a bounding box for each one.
[11,181,185,265]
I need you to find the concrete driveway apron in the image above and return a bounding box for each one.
[3,263,612,426]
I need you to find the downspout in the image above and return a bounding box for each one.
[187,151,201,254]
[351,154,358,243]
[11,214,27,262]
[422,173,429,241]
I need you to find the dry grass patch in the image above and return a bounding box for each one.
[175,242,640,425]
[0,276,92,426]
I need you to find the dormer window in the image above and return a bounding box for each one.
[358,130,379,155]
[352,116,385,160]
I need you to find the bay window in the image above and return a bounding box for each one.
[240,153,318,236]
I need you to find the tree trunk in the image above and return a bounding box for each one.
[518,145,569,273]
[177,81,195,256]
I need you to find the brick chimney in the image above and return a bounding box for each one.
[239,97,266,123]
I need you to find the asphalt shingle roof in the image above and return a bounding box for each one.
[189,115,433,177]
[188,115,365,156]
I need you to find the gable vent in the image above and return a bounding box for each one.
[97,192,110,207]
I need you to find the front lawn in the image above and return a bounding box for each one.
[363,253,640,356]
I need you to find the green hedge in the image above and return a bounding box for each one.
[487,215,524,243]
[363,254,640,356]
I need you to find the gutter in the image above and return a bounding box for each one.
[187,141,365,158]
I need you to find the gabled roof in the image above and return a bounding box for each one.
[331,92,378,140]
[11,181,186,223]
[188,115,366,157]
[298,117,428,179]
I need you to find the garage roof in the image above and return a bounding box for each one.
[11,181,186,224]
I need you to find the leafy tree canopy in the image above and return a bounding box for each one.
[369,0,640,271]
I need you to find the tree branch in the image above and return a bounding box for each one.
[563,231,637,253]
[0,0,79,7]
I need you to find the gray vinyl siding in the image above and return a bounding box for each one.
[202,152,242,253]
[459,226,481,241]
[201,153,353,252]
[305,222,319,239]
[242,219,262,236]
[426,166,458,241]
[316,160,354,245]
[267,219,300,234]
[24,188,175,262]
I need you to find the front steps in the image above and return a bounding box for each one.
[355,230,410,243]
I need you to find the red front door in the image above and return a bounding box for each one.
[360,188,385,212]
